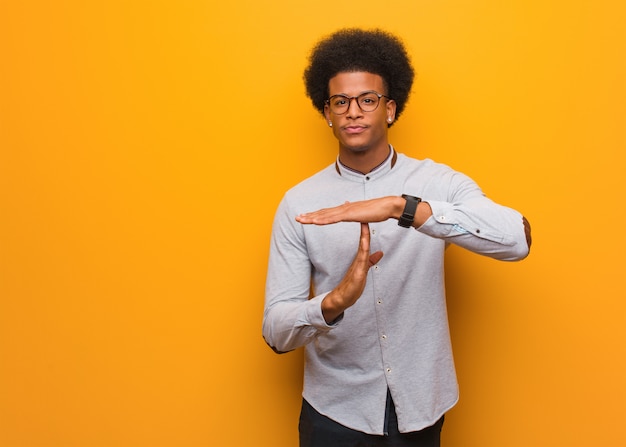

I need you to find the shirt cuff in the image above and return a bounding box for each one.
[418,200,516,245]
[304,293,343,330]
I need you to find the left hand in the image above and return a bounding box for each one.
[295,196,403,225]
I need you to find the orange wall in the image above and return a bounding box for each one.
[1,1,625,446]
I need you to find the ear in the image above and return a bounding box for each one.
[324,104,332,126]
[386,99,397,124]
[324,104,332,122]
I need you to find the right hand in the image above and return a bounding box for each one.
[321,223,384,323]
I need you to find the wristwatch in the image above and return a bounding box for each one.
[398,194,422,228]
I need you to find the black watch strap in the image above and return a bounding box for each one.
[398,194,422,228]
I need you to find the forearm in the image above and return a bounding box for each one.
[321,291,345,324]
[264,197,336,353]
[296,195,432,227]
[263,293,336,353]
[417,198,530,260]
[296,194,529,260]
[321,222,383,323]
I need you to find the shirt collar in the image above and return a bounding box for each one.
[335,145,397,182]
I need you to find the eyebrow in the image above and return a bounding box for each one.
[329,90,381,97]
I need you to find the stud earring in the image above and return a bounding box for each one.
[387,118,393,123]
[328,122,333,127]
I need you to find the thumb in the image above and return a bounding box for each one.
[369,250,384,267]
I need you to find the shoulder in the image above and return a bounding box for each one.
[276,163,344,215]
[395,153,464,182]
[284,163,345,201]
[396,152,453,172]
[395,152,481,198]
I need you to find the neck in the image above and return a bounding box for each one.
[338,142,391,174]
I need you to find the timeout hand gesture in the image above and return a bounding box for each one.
[295,196,432,323]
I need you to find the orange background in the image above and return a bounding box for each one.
[1,1,625,446]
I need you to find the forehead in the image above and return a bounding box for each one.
[328,71,386,96]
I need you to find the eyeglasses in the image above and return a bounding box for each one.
[325,91,391,115]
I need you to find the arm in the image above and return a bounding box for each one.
[321,223,383,323]
[296,183,531,261]
[263,199,383,353]
[295,196,432,227]
[422,195,531,260]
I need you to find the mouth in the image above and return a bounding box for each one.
[343,125,368,135]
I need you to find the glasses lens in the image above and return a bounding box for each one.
[330,96,350,114]
[358,92,381,112]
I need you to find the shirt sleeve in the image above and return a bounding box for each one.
[262,195,340,354]
[416,170,530,261]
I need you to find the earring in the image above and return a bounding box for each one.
[387,118,393,123]
[328,122,333,127]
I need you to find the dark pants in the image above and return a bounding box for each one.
[299,392,444,447]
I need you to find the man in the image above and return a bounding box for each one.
[263,28,531,447]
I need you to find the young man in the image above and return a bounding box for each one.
[263,28,531,447]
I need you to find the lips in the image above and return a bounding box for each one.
[343,125,368,134]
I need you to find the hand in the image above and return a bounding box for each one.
[321,223,384,323]
[523,216,532,249]
[296,196,403,225]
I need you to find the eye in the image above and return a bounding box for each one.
[359,93,378,105]
[332,96,348,106]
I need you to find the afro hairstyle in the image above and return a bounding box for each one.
[303,28,415,125]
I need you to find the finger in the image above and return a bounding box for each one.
[296,208,341,225]
[369,250,384,267]
[359,223,370,253]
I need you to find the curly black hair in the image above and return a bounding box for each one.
[304,28,415,125]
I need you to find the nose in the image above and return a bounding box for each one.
[345,97,363,117]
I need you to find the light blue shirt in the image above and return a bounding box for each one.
[263,149,529,435]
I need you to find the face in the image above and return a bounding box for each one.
[324,71,396,156]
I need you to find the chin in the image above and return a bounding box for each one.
[346,145,370,153]
[340,139,372,153]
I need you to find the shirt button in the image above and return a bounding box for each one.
[377,299,382,304]
[381,334,387,339]
[386,368,391,373]
[372,229,376,235]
